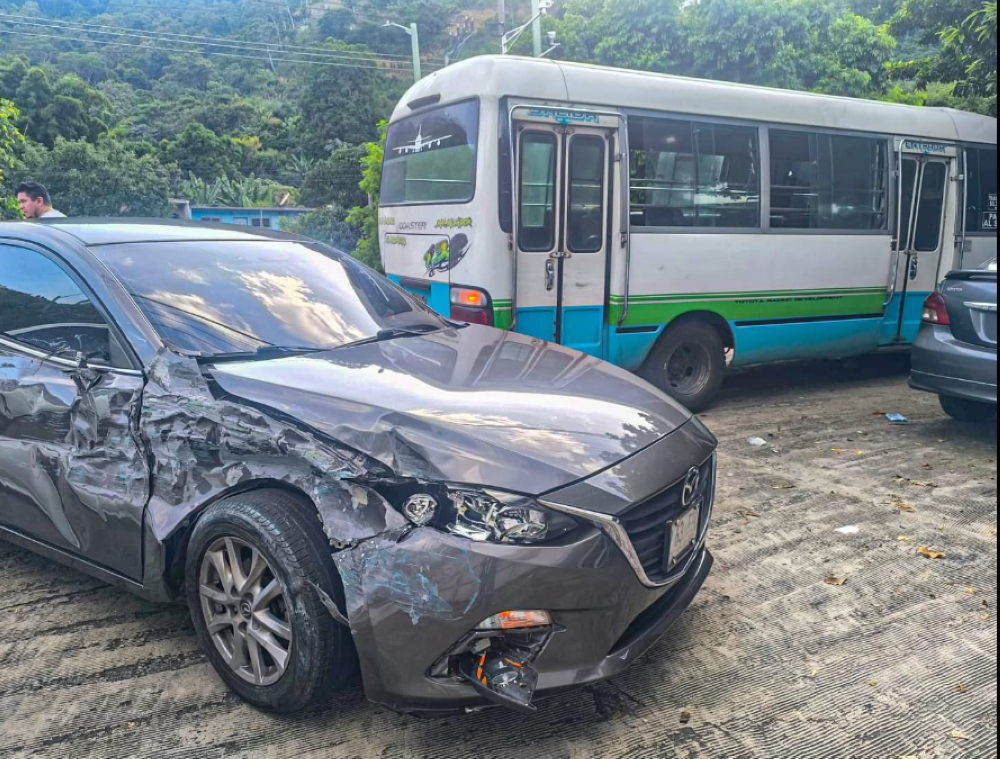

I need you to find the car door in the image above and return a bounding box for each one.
[0,241,149,580]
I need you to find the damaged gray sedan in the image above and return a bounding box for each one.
[0,221,716,715]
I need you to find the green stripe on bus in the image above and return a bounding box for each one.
[609,291,886,326]
[609,287,884,304]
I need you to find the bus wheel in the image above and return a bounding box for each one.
[641,320,726,413]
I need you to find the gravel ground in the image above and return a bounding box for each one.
[1,354,996,759]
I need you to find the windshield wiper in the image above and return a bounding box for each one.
[197,346,328,363]
[333,325,446,351]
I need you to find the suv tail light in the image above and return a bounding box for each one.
[451,287,493,326]
[922,292,951,326]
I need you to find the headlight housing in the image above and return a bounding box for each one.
[389,486,579,545]
[448,490,578,544]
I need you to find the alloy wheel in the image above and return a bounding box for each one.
[198,537,293,687]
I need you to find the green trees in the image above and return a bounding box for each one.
[294,42,396,157]
[554,0,898,97]
[346,122,387,272]
[9,139,173,217]
[159,123,242,182]
[1,96,24,219]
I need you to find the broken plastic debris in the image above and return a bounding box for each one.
[885,414,910,424]
[748,437,768,448]
[949,729,971,742]
[835,525,860,535]
[458,646,539,714]
[831,448,866,456]
[824,577,847,587]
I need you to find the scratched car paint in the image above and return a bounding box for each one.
[0,221,716,716]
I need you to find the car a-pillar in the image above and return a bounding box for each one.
[639,313,734,413]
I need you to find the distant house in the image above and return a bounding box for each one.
[172,202,312,231]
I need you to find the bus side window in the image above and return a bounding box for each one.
[519,133,558,252]
[966,148,998,234]
[769,130,888,231]
[629,116,760,229]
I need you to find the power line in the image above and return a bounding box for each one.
[0,27,442,74]
[0,15,444,66]
[0,12,444,63]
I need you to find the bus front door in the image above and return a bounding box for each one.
[885,154,957,344]
[514,123,618,358]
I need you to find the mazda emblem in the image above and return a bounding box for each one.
[681,467,701,508]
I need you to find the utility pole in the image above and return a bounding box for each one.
[384,21,422,84]
[531,0,543,57]
[498,0,507,54]
[408,23,422,83]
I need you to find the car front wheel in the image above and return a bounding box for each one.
[940,395,998,424]
[185,490,355,713]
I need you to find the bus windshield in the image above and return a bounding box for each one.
[381,100,479,207]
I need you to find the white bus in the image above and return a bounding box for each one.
[379,56,997,410]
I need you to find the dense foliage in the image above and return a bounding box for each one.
[0,0,995,256]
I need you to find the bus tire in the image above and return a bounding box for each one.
[640,320,726,413]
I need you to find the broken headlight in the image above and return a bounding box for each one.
[446,489,579,545]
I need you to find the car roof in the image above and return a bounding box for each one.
[0,218,303,247]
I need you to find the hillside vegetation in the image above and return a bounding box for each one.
[0,0,995,264]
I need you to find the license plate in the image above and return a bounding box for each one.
[667,503,702,571]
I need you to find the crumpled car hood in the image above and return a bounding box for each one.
[207,325,692,495]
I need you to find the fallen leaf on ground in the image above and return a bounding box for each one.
[825,577,847,586]
[891,495,916,513]
[957,683,968,694]
[918,547,946,560]
[771,484,796,490]
[965,588,977,595]
[897,535,914,544]
[981,613,991,621]
[869,681,879,687]
[949,729,970,741]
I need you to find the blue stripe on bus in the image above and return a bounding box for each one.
[389,275,452,319]
[880,291,932,346]
[731,317,884,367]
[607,326,665,371]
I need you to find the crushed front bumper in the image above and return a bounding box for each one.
[337,525,713,715]
[335,422,718,715]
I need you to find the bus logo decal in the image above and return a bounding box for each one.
[988,193,997,212]
[436,217,473,230]
[901,139,950,155]
[424,234,471,277]
[527,108,602,125]
[385,235,407,247]
[393,127,454,155]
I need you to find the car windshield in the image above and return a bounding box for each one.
[984,259,997,272]
[92,240,448,356]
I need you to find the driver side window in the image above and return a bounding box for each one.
[0,244,114,365]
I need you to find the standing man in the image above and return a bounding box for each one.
[15,182,66,219]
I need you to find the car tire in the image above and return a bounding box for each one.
[939,395,998,424]
[641,320,726,413]
[185,489,356,713]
